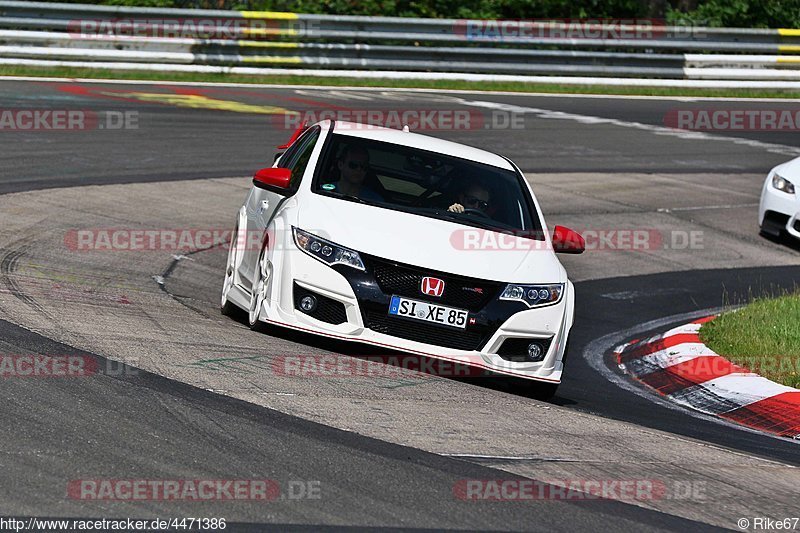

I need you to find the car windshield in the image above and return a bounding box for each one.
[312,133,543,238]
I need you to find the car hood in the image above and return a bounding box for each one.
[297,193,566,283]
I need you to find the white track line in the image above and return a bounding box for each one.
[4,75,800,103]
[453,99,800,157]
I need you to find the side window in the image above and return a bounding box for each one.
[276,126,315,168]
[285,126,320,189]
[276,141,300,167]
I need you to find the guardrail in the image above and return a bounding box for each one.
[1,0,800,87]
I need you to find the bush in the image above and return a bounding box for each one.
[49,0,648,18]
[667,0,800,28]
[40,0,800,27]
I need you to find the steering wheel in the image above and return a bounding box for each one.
[461,208,489,218]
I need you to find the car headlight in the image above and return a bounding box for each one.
[292,227,365,271]
[500,283,564,308]
[772,173,795,195]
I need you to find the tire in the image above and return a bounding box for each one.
[247,243,270,331]
[221,222,240,317]
[221,298,238,317]
[561,336,572,366]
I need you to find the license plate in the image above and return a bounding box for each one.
[388,295,468,329]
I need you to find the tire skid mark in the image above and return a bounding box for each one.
[154,243,231,321]
[0,245,51,319]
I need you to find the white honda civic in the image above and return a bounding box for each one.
[759,156,800,241]
[221,120,584,399]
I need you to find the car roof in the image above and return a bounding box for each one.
[328,120,514,171]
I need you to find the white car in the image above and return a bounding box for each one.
[220,120,584,399]
[760,156,800,241]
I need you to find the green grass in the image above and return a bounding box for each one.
[3,65,800,99]
[700,293,800,388]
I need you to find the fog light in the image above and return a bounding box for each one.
[299,295,317,312]
[527,342,545,362]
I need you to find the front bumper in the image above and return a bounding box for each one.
[759,174,800,239]
[261,247,572,383]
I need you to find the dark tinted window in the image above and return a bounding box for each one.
[283,126,320,189]
[312,133,541,236]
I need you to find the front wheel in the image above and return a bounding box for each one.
[221,223,239,317]
[248,244,271,329]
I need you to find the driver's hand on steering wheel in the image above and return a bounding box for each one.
[447,203,465,213]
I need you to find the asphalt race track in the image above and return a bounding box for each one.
[1,79,799,531]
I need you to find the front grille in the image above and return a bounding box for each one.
[794,220,800,232]
[293,284,347,325]
[369,257,501,311]
[496,337,553,362]
[364,310,486,351]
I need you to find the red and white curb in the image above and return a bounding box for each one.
[615,316,800,440]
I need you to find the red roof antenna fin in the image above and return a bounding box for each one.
[277,120,309,150]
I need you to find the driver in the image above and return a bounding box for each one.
[336,145,383,202]
[447,180,491,215]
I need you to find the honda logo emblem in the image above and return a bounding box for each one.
[420,277,445,297]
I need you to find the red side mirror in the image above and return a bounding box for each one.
[253,167,291,190]
[552,225,585,254]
